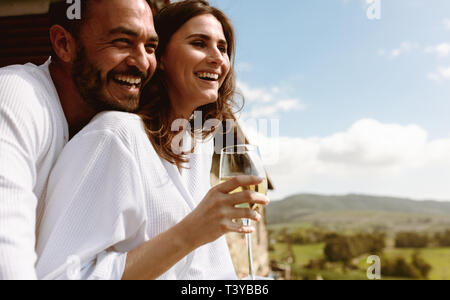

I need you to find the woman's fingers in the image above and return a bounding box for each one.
[229,190,270,207]
[199,175,269,237]
[215,175,263,194]
[222,219,255,234]
[228,207,261,222]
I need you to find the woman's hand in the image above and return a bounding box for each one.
[181,175,270,248]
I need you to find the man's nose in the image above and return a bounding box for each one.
[126,44,151,75]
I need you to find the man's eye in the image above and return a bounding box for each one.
[113,38,131,46]
[145,44,157,53]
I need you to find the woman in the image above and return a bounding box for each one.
[35,0,269,280]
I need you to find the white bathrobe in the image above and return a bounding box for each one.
[0,58,68,279]
[35,111,237,280]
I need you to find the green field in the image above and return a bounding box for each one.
[383,247,450,280]
[270,243,324,266]
[267,194,450,280]
[270,243,450,280]
[270,243,372,280]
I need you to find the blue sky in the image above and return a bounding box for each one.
[208,0,450,201]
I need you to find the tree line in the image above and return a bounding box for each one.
[271,227,450,248]
[395,230,450,248]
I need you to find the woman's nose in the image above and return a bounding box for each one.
[206,47,224,66]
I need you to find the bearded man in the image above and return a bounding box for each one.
[0,0,158,279]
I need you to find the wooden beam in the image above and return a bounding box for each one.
[0,0,50,17]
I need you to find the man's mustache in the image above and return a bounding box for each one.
[110,66,149,83]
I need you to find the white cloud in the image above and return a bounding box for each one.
[236,81,273,103]
[276,99,304,111]
[390,42,418,59]
[317,119,427,168]
[241,118,450,201]
[443,18,450,30]
[242,99,305,119]
[236,81,305,119]
[427,66,450,82]
[235,62,253,73]
[427,72,442,82]
[378,42,419,59]
[425,43,450,57]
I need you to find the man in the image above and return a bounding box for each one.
[0,0,158,279]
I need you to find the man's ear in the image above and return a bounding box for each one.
[49,25,78,63]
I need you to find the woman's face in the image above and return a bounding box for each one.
[160,14,231,117]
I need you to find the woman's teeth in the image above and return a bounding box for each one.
[196,72,219,81]
[114,75,141,87]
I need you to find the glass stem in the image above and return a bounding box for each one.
[243,218,255,280]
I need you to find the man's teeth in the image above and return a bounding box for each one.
[114,75,141,86]
[197,72,219,81]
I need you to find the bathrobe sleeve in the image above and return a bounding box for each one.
[36,128,147,280]
[0,70,46,280]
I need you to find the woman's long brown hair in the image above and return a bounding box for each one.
[137,0,240,167]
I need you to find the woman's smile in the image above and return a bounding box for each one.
[194,71,220,89]
[195,71,220,81]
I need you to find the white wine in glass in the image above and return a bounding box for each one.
[219,144,268,280]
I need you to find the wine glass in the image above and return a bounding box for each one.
[219,144,268,280]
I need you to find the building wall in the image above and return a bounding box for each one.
[0,0,172,68]
[0,0,49,17]
[0,13,50,68]
[224,213,271,278]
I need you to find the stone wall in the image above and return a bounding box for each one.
[225,208,271,279]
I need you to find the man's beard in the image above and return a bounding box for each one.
[71,47,147,113]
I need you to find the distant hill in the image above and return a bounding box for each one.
[266,194,450,229]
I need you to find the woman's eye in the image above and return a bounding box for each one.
[191,40,206,48]
[218,45,227,53]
